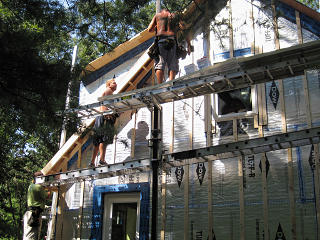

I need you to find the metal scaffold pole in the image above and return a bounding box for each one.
[151,2,161,240]
[47,45,78,240]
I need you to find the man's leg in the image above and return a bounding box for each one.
[99,143,107,163]
[169,70,176,81]
[23,211,38,240]
[90,145,99,166]
[156,69,164,84]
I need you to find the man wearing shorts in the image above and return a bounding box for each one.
[148,8,191,84]
[88,78,117,167]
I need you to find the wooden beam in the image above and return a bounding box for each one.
[83,29,154,73]
[228,0,234,58]
[160,168,167,240]
[295,10,303,44]
[287,148,297,239]
[303,71,312,128]
[184,165,190,240]
[272,1,280,50]
[261,151,270,240]
[208,159,213,240]
[131,111,137,158]
[314,144,320,240]
[170,101,175,153]
[77,181,85,240]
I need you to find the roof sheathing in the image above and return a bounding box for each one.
[82,30,154,86]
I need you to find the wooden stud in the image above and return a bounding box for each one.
[228,0,234,58]
[278,80,287,132]
[131,111,137,158]
[160,168,167,240]
[314,144,320,240]
[303,71,312,128]
[56,164,68,239]
[234,119,245,239]
[77,148,82,169]
[77,181,85,240]
[205,95,212,146]
[190,98,194,150]
[208,159,213,240]
[113,134,117,164]
[295,10,303,44]
[170,101,175,153]
[261,152,270,240]
[251,0,256,55]
[233,119,238,142]
[278,59,297,239]
[287,148,297,239]
[272,1,280,50]
[184,164,190,240]
[258,84,267,126]
[238,155,245,240]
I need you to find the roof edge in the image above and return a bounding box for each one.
[279,0,320,22]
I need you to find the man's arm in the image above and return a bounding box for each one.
[148,15,157,32]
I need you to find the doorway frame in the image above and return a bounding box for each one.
[91,182,150,240]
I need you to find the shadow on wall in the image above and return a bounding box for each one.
[125,121,149,161]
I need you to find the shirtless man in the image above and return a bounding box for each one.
[89,78,117,167]
[147,8,181,84]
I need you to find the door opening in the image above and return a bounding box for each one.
[103,193,140,240]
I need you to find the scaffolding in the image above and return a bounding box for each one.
[36,0,320,235]
[36,39,320,240]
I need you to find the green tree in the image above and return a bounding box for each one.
[297,0,319,10]
[0,0,156,238]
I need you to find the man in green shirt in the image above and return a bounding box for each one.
[23,171,50,240]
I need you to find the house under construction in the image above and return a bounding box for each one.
[36,0,320,239]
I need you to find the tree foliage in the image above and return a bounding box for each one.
[1,0,317,238]
[0,0,156,238]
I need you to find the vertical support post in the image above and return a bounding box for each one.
[170,101,175,153]
[190,98,194,149]
[295,10,303,44]
[278,61,297,239]
[251,0,256,55]
[77,181,85,240]
[261,152,269,240]
[278,81,287,132]
[208,159,213,240]
[271,0,280,50]
[160,167,166,240]
[303,71,312,127]
[77,147,82,169]
[234,120,245,239]
[287,148,297,239]
[238,155,245,240]
[47,45,78,240]
[314,144,320,240]
[258,84,267,126]
[131,110,137,158]
[151,106,160,240]
[184,164,190,240]
[228,0,234,58]
[151,3,161,239]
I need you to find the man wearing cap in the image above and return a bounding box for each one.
[23,171,50,240]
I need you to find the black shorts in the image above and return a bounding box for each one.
[92,116,116,146]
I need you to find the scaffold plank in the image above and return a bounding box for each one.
[65,40,320,119]
[167,127,320,164]
[37,127,320,186]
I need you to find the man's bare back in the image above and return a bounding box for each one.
[148,9,176,36]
